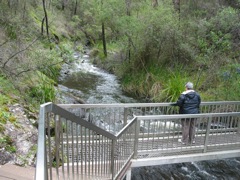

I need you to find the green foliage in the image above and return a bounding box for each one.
[1,0,240,108]
[59,42,75,63]
[161,72,187,102]
[0,135,16,153]
[27,72,56,104]
[121,63,190,102]
[0,75,19,131]
[196,7,238,56]
[218,65,240,100]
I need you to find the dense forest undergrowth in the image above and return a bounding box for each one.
[0,0,240,166]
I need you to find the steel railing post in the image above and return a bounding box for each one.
[111,139,116,180]
[35,103,52,180]
[54,115,60,179]
[238,118,240,134]
[133,117,140,159]
[124,108,128,126]
[203,115,212,153]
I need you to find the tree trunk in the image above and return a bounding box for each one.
[62,0,69,11]
[102,22,107,57]
[41,17,45,35]
[126,0,131,62]
[101,0,107,57]
[42,0,50,40]
[173,0,180,12]
[152,0,158,8]
[126,0,131,16]
[74,0,78,15]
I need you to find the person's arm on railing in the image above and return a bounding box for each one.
[170,103,177,106]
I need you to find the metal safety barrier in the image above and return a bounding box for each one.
[35,102,240,180]
[58,101,240,134]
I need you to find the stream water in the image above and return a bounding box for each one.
[58,50,240,180]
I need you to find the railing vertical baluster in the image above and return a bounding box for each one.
[204,115,212,153]
[238,117,240,134]
[98,134,101,176]
[227,115,232,144]
[102,136,105,176]
[157,120,161,149]
[54,115,60,180]
[88,129,91,176]
[80,126,83,178]
[107,137,110,176]
[111,139,116,180]
[47,113,52,180]
[66,120,70,178]
[94,132,97,176]
[84,127,87,175]
[167,119,171,148]
[147,119,150,151]
[152,117,156,150]
[124,108,128,126]
[76,124,79,180]
[71,122,74,179]
[134,118,140,159]
[60,118,65,180]
[91,130,94,177]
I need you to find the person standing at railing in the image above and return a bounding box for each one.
[174,82,201,145]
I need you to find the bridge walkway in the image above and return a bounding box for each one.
[35,102,240,180]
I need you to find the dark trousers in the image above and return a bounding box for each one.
[181,118,196,143]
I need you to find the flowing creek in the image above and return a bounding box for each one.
[58,50,240,180]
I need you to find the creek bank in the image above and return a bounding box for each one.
[0,103,38,166]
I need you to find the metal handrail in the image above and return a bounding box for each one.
[35,101,240,180]
[58,101,240,134]
[35,102,52,180]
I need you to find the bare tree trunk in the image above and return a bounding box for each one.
[100,0,107,57]
[41,17,45,35]
[23,0,26,19]
[152,0,158,8]
[8,0,11,8]
[42,0,50,40]
[102,22,107,57]
[173,0,180,12]
[126,0,131,16]
[172,0,181,64]
[62,0,68,10]
[62,0,65,10]
[126,0,131,62]
[74,0,78,15]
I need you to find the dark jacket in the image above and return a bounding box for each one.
[176,90,201,114]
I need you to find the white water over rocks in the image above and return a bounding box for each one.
[59,51,136,104]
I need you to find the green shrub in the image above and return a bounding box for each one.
[28,83,55,104]
[0,135,16,153]
[27,72,56,104]
[160,71,187,102]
